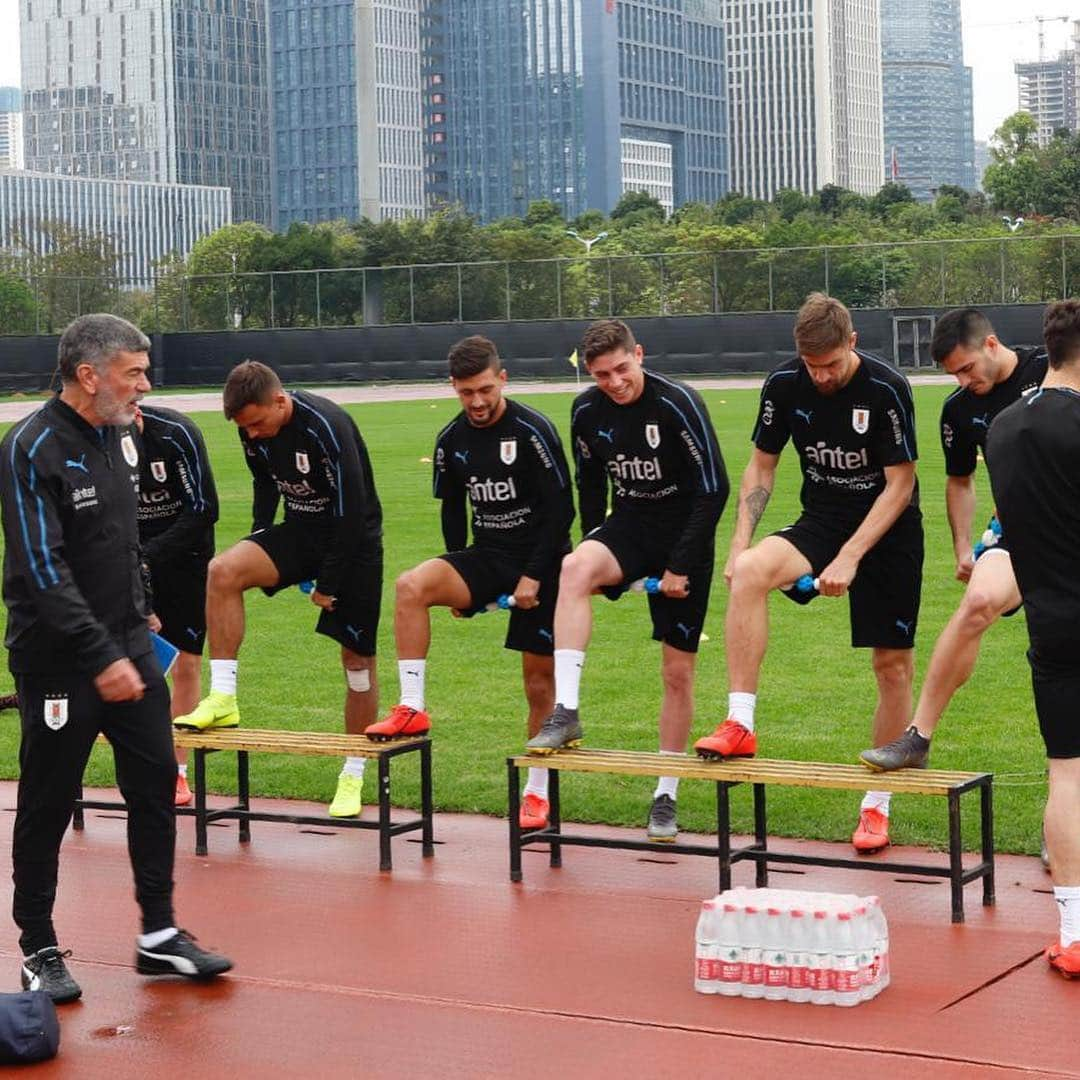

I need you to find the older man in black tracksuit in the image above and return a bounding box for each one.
[0,314,230,1004]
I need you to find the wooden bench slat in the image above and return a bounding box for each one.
[94,729,428,759]
[508,749,987,794]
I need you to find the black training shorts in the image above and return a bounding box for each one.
[774,507,923,650]
[440,545,561,656]
[1027,644,1080,759]
[246,520,382,657]
[584,509,714,654]
[149,556,208,656]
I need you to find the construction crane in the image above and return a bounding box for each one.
[970,14,1072,61]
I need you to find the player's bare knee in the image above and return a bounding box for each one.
[958,587,1003,632]
[872,650,913,690]
[395,568,424,608]
[558,551,595,597]
[661,660,694,697]
[730,548,771,596]
[206,553,238,595]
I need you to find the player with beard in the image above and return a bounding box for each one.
[860,308,1046,773]
[695,294,923,856]
[366,336,573,830]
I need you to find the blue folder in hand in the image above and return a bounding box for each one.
[151,631,180,677]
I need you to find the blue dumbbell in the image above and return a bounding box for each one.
[792,574,820,596]
[628,577,663,594]
[298,580,315,594]
[482,594,517,612]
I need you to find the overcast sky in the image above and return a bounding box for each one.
[0,2,1074,145]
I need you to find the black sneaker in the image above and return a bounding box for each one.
[135,931,232,980]
[859,726,930,771]
[21,947,82,1004]
[647,794,678,842]
[525,705,583,755]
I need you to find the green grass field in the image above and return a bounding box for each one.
[0,386,1047,854]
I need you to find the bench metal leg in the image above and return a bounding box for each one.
[508,760,523,883]
[238,750,251,844]
[420,740,435,857]
[753,783,768,888]
[716,782,731,893]
[72,786,85,832]
[377,753,392,872]
[194,750,208,857]
[948,789,964,923]
[548,767,562,868]
[981,780,995,907]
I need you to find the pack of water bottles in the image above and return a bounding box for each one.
[693,887,889,1006]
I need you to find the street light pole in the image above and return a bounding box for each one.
[565,229,609,254]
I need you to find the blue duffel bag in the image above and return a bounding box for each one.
[0,991,60,1065]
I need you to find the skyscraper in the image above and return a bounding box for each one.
[422,0,727,223]
[268,0,424,228]
[881,0,976,199]
[721,0,884,200]
[0,88,23,170]
[19,0,271,225]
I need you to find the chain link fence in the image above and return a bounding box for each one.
[3,234,1079,335]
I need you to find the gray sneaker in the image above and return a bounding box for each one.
[647,793,678,842]
[525,705,582,755]
[859,726,930,771]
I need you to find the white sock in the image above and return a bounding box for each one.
[554,649,586,711]
[398,659,426,712]
[341,757,366,779]
[138,926,178,949]
[524,767,549,799]
[177,764,187,778]
[1055,885,1080,947]
[728,692,756,731]
[861,791,892,815]
[654,751,682,799]
[210,659,237,696]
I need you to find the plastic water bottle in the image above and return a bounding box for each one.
[715,903,744,997]
[972,515,1002,559]
[762,908,790,1000]
[740,905,765,999]
[787,909,812,1004]
[866,895,890,997]
[808,909,835,1005]
[694,900,720,994]
[833,911,861,1007]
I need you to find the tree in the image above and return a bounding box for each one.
[610,189,665,222]
[0,272,38,334]
[869,182,915,218]
[774,188,812,222]
[523,199,564,227]
[184,221,274,329]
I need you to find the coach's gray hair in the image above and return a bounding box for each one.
[57,314,151,383]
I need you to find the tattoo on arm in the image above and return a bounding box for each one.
[744,486,771,531]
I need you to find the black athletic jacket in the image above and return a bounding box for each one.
[0,396,151,676]
[137,404,217,568]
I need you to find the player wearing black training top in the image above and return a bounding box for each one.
[527,319,729,844]
[861,309,1047,774]
[368,336,573,830]
[135,403,218,806]
[174,361,383,819]
[985,299,1080,979]
[695,294,922,856]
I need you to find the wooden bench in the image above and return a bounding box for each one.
[74,729,433,872]
[507,749,994,923]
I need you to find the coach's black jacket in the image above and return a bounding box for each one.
[0,396,151,676]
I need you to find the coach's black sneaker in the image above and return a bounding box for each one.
[21,947,81,1004]
[525,705,582,755]
[136,931,232,980]
[859,726,930,772]
[647,794,678,842]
